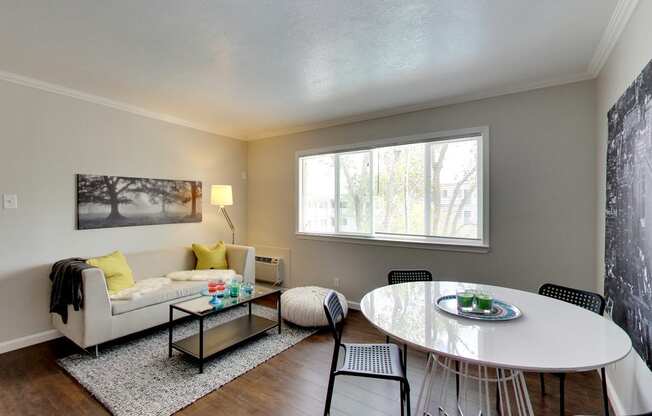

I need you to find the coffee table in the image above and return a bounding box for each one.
[168,286,282,373]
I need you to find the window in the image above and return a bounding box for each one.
[297,128,488,248]
[299,154,335,233]
[463,210,473,225]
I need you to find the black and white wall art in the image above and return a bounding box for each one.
[77,174,202,229]
[605,58,652,370]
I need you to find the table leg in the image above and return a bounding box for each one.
[168,306,173,358]
[518,371,535,416]
[421,357,533,416]
[416,353,434,415]
[496,369,507,416]
[199,316,204,374]
[601,367,609,416]
[559,373,565,416]
[248,301,252,316]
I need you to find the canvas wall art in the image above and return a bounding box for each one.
[605,58,652,370]
[77,174,202,229]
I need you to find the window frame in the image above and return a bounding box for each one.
[295,126,490,252]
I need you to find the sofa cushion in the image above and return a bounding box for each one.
[87,251,135,294]
[166,269,238,282]
[192,241,228,270]
[109,277,172,300]
[125,248,196,283]
[111,281,206,315]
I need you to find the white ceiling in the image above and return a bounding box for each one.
[0,1,623,140]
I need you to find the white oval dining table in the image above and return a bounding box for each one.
[360,281,632,416]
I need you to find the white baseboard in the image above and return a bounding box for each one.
[348,300,361,311]
[0,329,61,355]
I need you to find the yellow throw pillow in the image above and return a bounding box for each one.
[192,241,228,270]
[87,251,136,294]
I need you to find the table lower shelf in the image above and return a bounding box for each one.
[172,314,278,360]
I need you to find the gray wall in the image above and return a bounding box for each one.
[595,1,652,413]
[0,79,248,345]
[248,80,597,303]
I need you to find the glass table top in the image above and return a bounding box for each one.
[172,286,279,317]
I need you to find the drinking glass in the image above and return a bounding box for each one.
[242,282,254,296]
[475,292,494,312]
[208,281,220,305]
[216,282,226,297]
[229,281,240,297]
[456,290,475,312]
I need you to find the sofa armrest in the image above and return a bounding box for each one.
[225,244,255,284]
[81,268,112,346]
[52,267,112,348]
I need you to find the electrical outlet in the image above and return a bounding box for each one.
[3,194,17,209]
[333,277,340,288]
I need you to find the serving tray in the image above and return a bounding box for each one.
[435,294,522,321]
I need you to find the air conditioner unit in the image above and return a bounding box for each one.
[255,255,282,286]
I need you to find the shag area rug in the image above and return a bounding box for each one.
[58,305,317,416]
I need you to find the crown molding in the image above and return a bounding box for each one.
[245,71,594,140]
[0,69,243,140]
[588,0,639,77]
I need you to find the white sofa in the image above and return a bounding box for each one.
[52,244,255,350]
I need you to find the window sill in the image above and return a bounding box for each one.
[295,232,490,253]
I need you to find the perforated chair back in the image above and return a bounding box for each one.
[539,283,605,315]
[323,291,345,343]
[388,270,433,285]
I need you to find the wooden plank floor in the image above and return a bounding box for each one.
[0,310,606,416]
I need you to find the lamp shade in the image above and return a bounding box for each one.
[210,185,233,206]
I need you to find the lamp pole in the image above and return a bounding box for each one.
[211,185,235,244]
[220,206,235,244]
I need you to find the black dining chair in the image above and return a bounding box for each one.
[386,270,455,401]
[538,283,608,416]
[386,270,433,349]
[388,269,433,285]
[386,270,434,369]
[323,291,411,416]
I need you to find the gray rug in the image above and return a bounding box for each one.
[58,305,317,416]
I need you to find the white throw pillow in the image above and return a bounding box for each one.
[166,269,237,282]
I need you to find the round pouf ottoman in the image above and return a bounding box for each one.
[281,286,348,327]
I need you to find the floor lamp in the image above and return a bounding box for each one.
[211,185,235,244]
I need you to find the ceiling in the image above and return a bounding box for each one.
[0,1,625,140]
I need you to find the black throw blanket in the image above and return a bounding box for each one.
[49,258,93,324]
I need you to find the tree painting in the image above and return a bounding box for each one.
[142,179,184,215]
[76,174,202,229]
[77,175,138,220]
[180,181,202,217]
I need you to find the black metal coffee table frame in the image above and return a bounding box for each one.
[168,287,282,373]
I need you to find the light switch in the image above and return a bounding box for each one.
[3,194,17,209]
